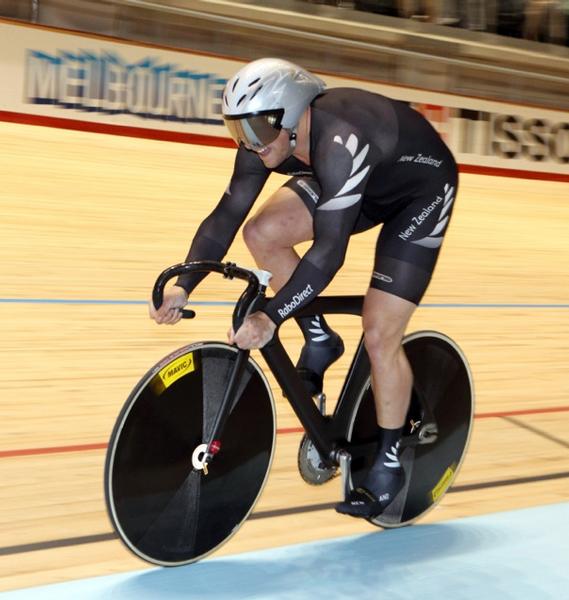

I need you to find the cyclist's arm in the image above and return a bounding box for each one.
[263,130,377,325]
[175,147,270,295]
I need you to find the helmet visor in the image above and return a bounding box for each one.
[223,110,284,150]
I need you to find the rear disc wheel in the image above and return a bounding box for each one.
[347,331,474,527]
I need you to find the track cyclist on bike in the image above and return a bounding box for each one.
[149,58,459,519]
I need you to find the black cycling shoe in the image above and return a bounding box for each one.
[335,487,393,519]
[336,460,405,519]
[296,331,344,395]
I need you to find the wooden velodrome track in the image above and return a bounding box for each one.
[1,119,568,592]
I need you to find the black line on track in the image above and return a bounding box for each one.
[0,533,117,556]
[1,470,567,557]
[249,470,569,519]
[501,416,569,449]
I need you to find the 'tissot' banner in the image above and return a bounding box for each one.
[1,20,568,176]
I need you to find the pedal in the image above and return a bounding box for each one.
[336,449,353,501]
[314,392,326,414]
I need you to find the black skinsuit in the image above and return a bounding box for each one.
[176,88,458,324]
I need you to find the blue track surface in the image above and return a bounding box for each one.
[3,503,568,599]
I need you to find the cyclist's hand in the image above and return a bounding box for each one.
[149,285,189,325]
[230,312,276,349]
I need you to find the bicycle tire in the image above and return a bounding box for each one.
[346,331,474,527]
[104,342,276,566]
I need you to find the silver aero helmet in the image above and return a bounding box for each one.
[222,58,326,150]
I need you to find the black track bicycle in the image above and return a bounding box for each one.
[104,260,474,566]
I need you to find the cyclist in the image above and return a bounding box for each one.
[149,58,458,519]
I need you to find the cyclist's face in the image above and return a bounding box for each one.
[252,129,292,168]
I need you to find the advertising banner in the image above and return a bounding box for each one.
[1,20,567,177]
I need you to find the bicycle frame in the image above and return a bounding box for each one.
[153,260,372,466]
[103,258,473,567]
[262,297,370,464]
[102,256,476,568]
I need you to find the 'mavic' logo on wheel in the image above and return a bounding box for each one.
[152,352,196,394]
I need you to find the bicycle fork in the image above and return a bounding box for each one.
[195,267,272,475]
[197,348,251,474]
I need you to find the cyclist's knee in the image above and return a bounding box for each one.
[363,314,408,364]
[363,290,415,359]
[243,214,275,252]
[364,324,398,361]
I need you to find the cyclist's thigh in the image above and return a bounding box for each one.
[247,178,316,245]
[282,177,320,218]
[369,171,459,304]
[283,177,376,233]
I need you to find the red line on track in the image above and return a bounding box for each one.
[458,164,569,183]
[0,110,236,149]
[474,406,569,419]
[0,442,108,459]
[1,405,568,459]
[277,427,305,435]
[1,110,568,183]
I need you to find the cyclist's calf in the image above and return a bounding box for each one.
[362,288,416,428]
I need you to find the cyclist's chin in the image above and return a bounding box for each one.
[258,148,275,165]
[259,147,289,168]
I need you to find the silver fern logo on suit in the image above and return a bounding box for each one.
[317,134,370,211]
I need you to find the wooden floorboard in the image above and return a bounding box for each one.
[1,121,567,591]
